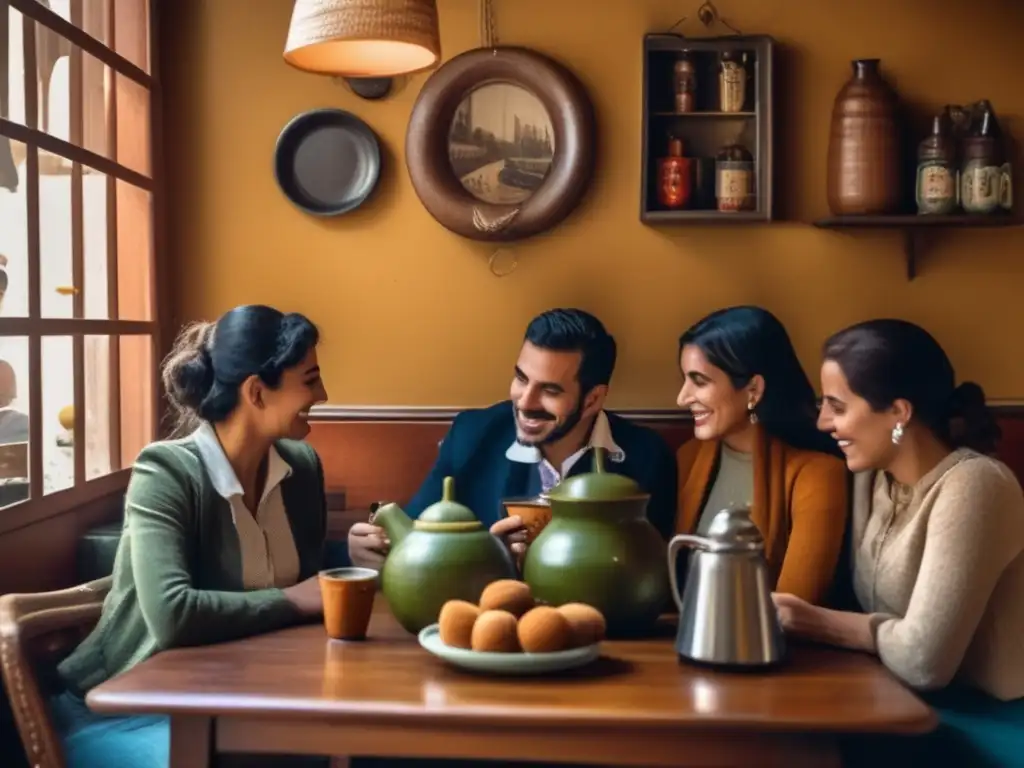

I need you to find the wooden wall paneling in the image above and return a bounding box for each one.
[307,407,1024,542]
[995,410,1024,473]
[0,490,124,596]
[306,421,450,510]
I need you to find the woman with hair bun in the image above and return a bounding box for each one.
[50,305,330,768]
[774,318,1024,766]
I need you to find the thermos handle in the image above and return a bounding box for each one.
[666,534,706,612]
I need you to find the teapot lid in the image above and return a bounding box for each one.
[545,447,648,502]
[417,477,482,529]
[704,506,764,551]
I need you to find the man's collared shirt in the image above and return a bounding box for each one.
[192,422,300,590]
[505,410,625,493]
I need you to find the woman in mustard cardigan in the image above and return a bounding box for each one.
[675,306,848,605]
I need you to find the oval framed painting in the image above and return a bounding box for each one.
[405,46,596,242]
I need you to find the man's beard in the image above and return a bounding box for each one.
[515,398,585,447]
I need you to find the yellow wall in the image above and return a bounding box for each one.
[163,0,1024,407]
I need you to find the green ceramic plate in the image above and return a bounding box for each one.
[417,624,601,675]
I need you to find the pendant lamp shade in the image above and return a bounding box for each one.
[283,0,441,78]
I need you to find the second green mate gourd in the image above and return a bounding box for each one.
[523,447,671,637]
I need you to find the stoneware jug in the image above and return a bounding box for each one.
[826,58,902,215]
[522,447,669,637]
[668,506,785,668]
[374,477,517,634]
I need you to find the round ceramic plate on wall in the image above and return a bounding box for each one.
[274,108,382,216]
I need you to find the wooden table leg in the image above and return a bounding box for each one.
[170,715,213,768]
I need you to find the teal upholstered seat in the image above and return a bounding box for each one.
[76,520,123,582]
[928,686,1024,768]
[841,686,1024,768]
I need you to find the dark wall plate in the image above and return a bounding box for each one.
[274,108,382,216]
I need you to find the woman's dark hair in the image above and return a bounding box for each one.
[161,305,319,436]
[822,319,1000,454]
[679,306,838,455]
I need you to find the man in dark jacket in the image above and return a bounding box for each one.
[348,308,678,569]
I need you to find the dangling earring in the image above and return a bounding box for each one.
[891,421,904,445]
[748,400,759,425]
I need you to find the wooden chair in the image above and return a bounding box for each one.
[0,576,111,768]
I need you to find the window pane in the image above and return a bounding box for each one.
[83,171,109,318]
[80,49,108,158]
[3,6,27,126]
[118,333,152,468]
[0,335,31,510]
[115,179,151,321]
[39,172,73,318]
[114,0,149,74]
[34,24,111,160]
[52,0,111,48]
[115,73,149,176]
[80,0,110,47]
[44,0,72,27]
[1,8,30,320]
[3,6,28,194]
[42,335,73,494]
[35,20,71,147]
[84,333,154,480]
[4,6,134,163]
[84,334,111,479]
[0,164,29,319]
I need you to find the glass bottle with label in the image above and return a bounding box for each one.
[657,137,692,210]
[673,51,697,113]
[715,144,755,212]
[961,102,1004,215]
[974,101,1016,212]
[915,114,957,215]
[718,51,748,113]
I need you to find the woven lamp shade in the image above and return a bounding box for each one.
[284,0,441,78]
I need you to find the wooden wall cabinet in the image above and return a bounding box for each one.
[640,34,775,223]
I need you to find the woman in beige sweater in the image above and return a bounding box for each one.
[773,319,1024,765]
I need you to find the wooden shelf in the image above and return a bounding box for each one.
[813,214,1022,280]
[651,111,756,118]
[643,209,766,224]
[640,34,776,224]
[814,214,1020,228]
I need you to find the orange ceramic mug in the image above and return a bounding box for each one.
[501,496,552,544]
[319,567,378,640]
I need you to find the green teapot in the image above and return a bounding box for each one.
[522,447,670,637]
[373,476,517,634]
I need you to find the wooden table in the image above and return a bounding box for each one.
[87,599,936,767]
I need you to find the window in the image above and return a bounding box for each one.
[0,0,159,529]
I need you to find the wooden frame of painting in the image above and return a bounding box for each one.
[405,46,595,242]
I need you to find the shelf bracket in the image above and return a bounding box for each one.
[902,230,918,281]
